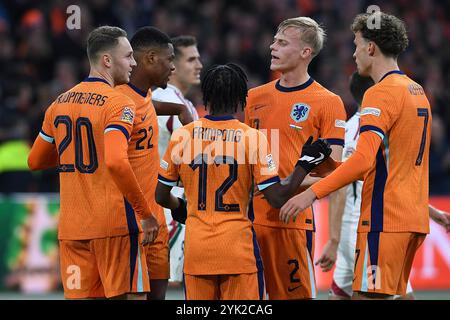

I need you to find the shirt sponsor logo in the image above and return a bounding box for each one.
[335,119,346,128]
[160,159,169,171]
[120,106,135,124]
[361,107,381,117]
[290,103,310,122]
[266,154,276,172]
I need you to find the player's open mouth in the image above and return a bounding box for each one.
[271,55,279,60]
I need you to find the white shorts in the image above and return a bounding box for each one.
[164,186,185,283]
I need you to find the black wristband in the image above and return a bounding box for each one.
[171,197,187,224]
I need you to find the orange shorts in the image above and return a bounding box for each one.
[59,233,150,299]
[254,224,316,299]
[353,232,426,296]
[145,223,169,280]
[185,272,265,300]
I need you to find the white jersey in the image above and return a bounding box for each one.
[342,113,363,225]
[152,84,199,283]
[152,84,199,158]
[332,112,412,297]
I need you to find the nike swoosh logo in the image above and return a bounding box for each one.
[141,114,147,121]
[254,104,268,110]
[288,285,301,292]
[311,152,324,164]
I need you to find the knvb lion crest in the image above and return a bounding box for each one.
[290,103,310,122]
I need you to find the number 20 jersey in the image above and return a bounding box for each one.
[40,78,139,240]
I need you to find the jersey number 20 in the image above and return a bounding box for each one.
[54,116,98,174]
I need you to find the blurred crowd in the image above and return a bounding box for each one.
[0,0,449,194]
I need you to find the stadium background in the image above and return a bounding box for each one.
[0,0,449,299]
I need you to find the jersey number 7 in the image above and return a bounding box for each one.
[415,108,429,166]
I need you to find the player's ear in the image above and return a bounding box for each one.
[102,54,112,68]
[300,47,312,59]
[368,41,376,57]
[146,50,158,65]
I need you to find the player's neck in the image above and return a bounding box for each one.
[129,72,151,94]
[169,78,190,96]
[370,58,400,83]
[279,67,310,88]
[88,69,114,86]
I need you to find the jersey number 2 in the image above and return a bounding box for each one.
[54,116,98,173]
[190,154,240,212]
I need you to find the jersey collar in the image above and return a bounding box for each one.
[127,82,148,98]
[275,77,314,92]
[379,70,405,82]
[204,114,235,121]
[83,77,111,86]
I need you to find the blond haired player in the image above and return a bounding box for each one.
[245,17,346,299]
[281,12,434,299]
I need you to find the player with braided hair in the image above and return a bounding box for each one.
[155,63,332,299]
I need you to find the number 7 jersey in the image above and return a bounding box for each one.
[39,78,141,240]
[158,115,280,275]
[358,71,431,233]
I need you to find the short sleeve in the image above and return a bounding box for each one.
[103,95,136,140]
[359,87,397,140]
[158,128,185,186]
[152,87,181,104]
[39,103,55,144]
[319,95,346,146]
[248,129,280,191]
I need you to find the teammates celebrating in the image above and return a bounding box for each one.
[28,9,449,300]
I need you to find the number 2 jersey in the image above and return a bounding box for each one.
[158,115,280,275]
[245,78,346,230]
[39,78,143,240]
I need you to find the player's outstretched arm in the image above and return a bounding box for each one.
[28,134,58,171]
[153,101,194,125]
[155,181,187,224]
[104,130,159,244]
[429,205,450,232]
[262,137,332,208]
[279,131,381,223]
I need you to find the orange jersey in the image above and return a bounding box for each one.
[116,84,165,224]
[158,115,280,275]
[245,78,346,230]
[358,71,431,233]
[39,77,142,240]
[312,71,431,233]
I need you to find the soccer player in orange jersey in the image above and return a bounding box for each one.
[245,17,346,299]
[116,27,192,300]
[280,12,433,299]
[27,26,158,299]
[155,64,332,300]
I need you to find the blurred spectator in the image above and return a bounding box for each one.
[0,0,449,194]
